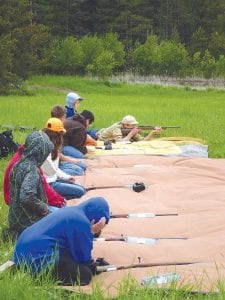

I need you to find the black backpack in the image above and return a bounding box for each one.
[0,130,19,158]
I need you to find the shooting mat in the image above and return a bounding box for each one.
[67,154,225,295]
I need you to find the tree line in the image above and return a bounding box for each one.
[1,0,225,93]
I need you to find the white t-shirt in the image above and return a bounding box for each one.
[41,154,70,183]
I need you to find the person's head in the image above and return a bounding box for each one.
[78,197,110,237]
[51,105,66,121]
[42,118,66,160]
[80,110,95,128]
[121,115,139,129]
[66,92,83,111]
[22,131,54,167]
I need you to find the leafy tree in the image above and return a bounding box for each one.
[189,27,209,56]
[200,50,216,78]
[159,40,189,76]
[208,32,225,59]
[102,33,125,70]
[191,52,202,77]
[44,36,84,74]
[131,35,161,75]
[216,55,225,77]
[87,50,115,79]
[80,35,103,68]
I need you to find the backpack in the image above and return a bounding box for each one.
[0,130,19,158]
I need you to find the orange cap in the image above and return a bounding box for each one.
[45,118,66,133]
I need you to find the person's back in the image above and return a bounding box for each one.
[8,131,53,238]
[98,122,123,142]
[63,114,87,157]
[14,197,110,285]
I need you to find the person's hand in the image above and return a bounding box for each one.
[72,158,79,165]
[87,259,97,275]
[63,198,67,206]
[69,176,76,183]
[130,127,140,135]
[41,209,49,216]
[91,217,107,234]
[152,126,162,134]
[125,127,140,140]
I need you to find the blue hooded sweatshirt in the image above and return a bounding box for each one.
[13,197,110,274]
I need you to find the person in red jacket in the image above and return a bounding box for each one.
[3,145,65,208]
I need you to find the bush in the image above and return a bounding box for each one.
[87,50,116,79]
[80,35,104,69]
[159,40,189,76]
[131,35,161,75]
[44,36,84,74]
[200,50,217,79]
[102,32,125,70]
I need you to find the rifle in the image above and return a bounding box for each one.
[110,212,178,218]
[96,261,199,274]
[0,260,15,272]
[0,125,36,132]
[94,236,187,245]
[139,125,180,130]
[86,182,146,193]
[121,126,180,137]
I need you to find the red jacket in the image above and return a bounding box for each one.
[3,145,64,207]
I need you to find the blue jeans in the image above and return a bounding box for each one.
[50,181,86,200]
[62,146,84,159]
[59,161,86,176]
[87,129,98,140]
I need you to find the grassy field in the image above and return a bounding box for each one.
[0,75,225,299]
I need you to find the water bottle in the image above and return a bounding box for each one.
[141,272,180,286]
[126,236,156,245]
[129,213,155,218]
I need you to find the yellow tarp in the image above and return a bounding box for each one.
[87,139,182,157]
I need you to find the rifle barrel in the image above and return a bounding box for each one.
[86,185,123,191]
[155,213,178,216]
[97,261,199,273]
[138,125,181,130]
[110,213,178,218]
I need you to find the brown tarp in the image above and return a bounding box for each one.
[67,154,225,295]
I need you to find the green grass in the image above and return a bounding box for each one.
[1,75,225,157]
[0,75,225,299]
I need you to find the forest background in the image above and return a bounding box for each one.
[1,0,225,94]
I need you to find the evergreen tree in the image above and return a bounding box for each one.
[0,0,50,93]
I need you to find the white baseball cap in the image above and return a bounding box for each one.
[121,115,139,125]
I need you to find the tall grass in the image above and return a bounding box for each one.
[0,75,225,299]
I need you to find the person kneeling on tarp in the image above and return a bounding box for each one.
[13,197,110,286]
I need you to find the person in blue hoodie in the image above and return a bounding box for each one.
[65,92,83,118]
[13,197,110,286]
